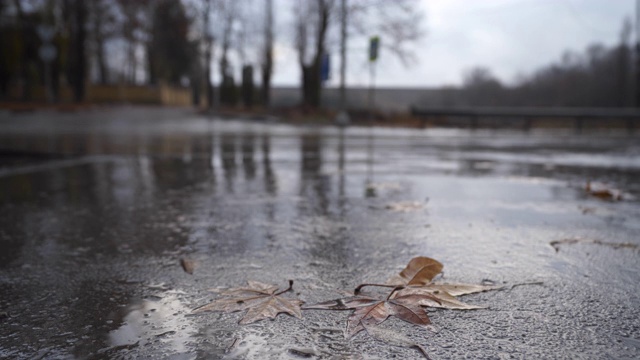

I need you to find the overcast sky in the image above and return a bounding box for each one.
[269,0,635,88]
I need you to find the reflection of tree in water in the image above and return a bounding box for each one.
[242,133,256,181]
[220,134,237,193]
[262,134,277,197]
[149,134,213,190]
[299,133,330,215]
[297,133,350,265]
[261,134,278,227]
[337,129,347,217]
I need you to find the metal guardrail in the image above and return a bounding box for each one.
[410,106,640,131]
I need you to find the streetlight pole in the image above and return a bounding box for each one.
[636,0,640,106]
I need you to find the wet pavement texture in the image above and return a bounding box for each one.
[0,106,639,359]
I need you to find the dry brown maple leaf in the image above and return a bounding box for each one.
[304,256,511,359]
[585,181,623,201]
[423,283,504,297]
[386,256,444,286]
[303,292,440,338]
[385,201,424,212]
[324,256,503,333]
[180,258,196,274]
[192,280,303,324]
[392,286,487,310]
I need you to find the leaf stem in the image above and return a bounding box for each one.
[274,280,294,296]
[506,281,544,290]
[386,286,405,300]
[354,283,402,295]
[414,344,431,359]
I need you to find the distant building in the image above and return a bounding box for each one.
[270,87,466,112]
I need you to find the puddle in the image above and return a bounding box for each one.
[104,293,196,358]
[1,109,639,359]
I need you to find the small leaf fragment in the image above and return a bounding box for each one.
[302,296,380,310]
[585,181,623,201]
[394,287,486,310]
[385,201,424,212]
[346,295,433,338]
[180,258,196,274]
[425,283,504,297]
[192,280,303,324]
[550,238,638,252]
[387,256,444,286]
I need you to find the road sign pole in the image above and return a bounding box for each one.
[366,36,379,187]
[368,36,379,124]
[369,61,376,123]
[37,25,57,104]
[44,63,53,103]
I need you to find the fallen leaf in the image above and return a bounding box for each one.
[346,294,435,338]
[392,287,485,310]
[366,182,402,191]
[585,181,623,201]
[302,296,380,311]
[302,256,534,357]
[387,256,443,286]
[550,238,638,252]
[180,258,196,274]
[423,283,504,297]
[385,201,424,212]
[578,205,596,215]
[192,280,303,324]
[304,292,441,338]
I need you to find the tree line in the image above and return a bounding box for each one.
[460,18,635,108]
[0,0,422,108]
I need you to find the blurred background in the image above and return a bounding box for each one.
[0,0,637,118]
[2,2,640,358]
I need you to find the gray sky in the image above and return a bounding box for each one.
[270,0,635,88]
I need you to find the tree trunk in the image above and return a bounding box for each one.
[202,0,214,109]
[146,43,156,85]
[339,0,347,108]
[12,0,32,101]
[96,36,108,84]
[93,2,108,85]
[261,0,273,107]
[205,41,214,108]
[301,0,329,108]
[72,0,87,102]
[242,65,254,108]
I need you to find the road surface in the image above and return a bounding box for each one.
[0,106,639,359]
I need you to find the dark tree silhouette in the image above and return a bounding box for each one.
[148,0,193,86]
[295,0,332,108]
[261,0,274,107]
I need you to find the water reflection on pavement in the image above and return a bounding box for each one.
[0,107,639,359]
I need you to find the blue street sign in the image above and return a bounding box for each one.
[369,36,379,62]
[321,53,330,82]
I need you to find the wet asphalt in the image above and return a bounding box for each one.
[0,106,639,359]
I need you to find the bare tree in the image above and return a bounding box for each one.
[218,0,239,106]
[201,0,214,108]
[66,0,87,101]
[116,0,150,84]
[147,0,192,85]
[11,0,31,100]
[88,0,118,84]
[295,0,333,108]
[462,67,503,106]
[337,0,424,106]
[261,0,274,107]
[339,0,347,108]
[616,17,632,106]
